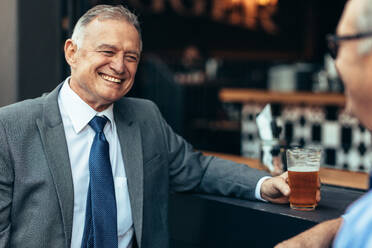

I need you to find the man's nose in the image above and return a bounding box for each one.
[110,56,125,74]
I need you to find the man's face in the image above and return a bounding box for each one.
[65,18,141,111]
[335,0,372,130]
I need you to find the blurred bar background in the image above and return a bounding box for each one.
[3,0,365,174]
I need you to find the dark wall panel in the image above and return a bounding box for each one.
[18,0,63,100]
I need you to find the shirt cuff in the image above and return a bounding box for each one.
[255,176,272,202]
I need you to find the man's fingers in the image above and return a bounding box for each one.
[276,178,290,196]
[317,176,321,187]
[316,175,321,202]
[272,196,290,204]
[316,189,321,202]
[276,172,290,196]
[280,171,288,180]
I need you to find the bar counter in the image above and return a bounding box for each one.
[203,151,369,190]
[219,88,346,106]
[169,152,368,248]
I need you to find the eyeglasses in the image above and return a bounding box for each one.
[326,31,372,59]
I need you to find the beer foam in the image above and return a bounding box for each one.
[288,165,319,172]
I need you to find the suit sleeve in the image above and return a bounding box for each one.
[0,119,13,248]
[152,103,269,200]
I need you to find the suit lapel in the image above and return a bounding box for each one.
[114,102,144,247]
[36,85,74,247]
[35,86,144,247]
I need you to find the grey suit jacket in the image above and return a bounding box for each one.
[0,84,268,248]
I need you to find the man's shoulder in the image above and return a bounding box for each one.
[117,97,157,108]
[115,97,161,122]
[0,95,47,124]
[116,97,160,116]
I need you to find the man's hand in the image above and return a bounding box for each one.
[260,172,321,204]
[275,218,342,248]
[260,172,290,203]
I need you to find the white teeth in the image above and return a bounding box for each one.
[100,74,122,83]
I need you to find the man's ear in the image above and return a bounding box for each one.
[64,39,78,68]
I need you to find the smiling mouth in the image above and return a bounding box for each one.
[99,73,123,83]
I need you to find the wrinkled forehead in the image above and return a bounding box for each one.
[82,18,140,48]
[84,17,137,34]
[337,0,365,35]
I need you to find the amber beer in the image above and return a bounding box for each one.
[288,166,319,210]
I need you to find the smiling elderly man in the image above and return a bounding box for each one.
[0,4,292,248]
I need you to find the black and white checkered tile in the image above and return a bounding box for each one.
[241,104,372,172]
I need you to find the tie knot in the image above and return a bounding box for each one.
[89,116,108,133]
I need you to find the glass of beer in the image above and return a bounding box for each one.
[287,147,321,211]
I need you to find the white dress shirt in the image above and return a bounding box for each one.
[58,80,134,248]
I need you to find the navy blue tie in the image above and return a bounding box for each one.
[81,116,118,248]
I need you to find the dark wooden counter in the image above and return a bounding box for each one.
[219,88,346,106]
[170,185,364,248]
[169,152,368,247]
[203,151,369,190]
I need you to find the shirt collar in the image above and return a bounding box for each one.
[59,78,115,134]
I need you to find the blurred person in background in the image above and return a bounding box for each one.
[174,44,206,84]
[276,0,372,247]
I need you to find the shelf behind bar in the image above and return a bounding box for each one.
[203,151,368,190]
[219,88,346,106]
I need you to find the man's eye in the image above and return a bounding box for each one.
[127,56,138,62]
[101,51,114,56]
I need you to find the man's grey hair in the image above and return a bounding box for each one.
[356,0,372,55]
[71,4,142,51]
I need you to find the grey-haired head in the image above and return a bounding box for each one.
[71,4,142,51]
